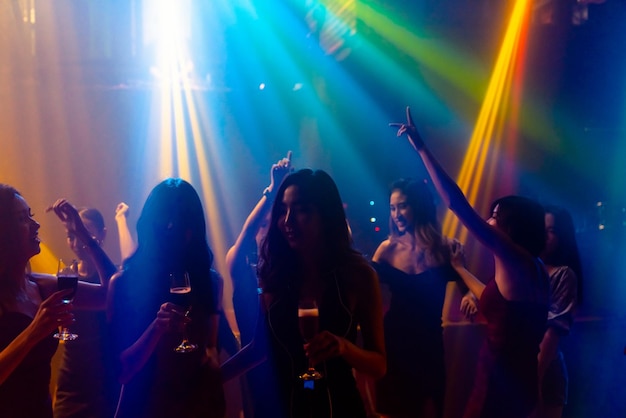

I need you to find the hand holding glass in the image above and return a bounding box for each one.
[169,272,197,353]
[54,259,78,341]
[298,300,323,381]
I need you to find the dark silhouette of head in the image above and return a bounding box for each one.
[131,178,213,271]
[490,195,546,257]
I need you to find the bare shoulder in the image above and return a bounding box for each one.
[30,273,57,298]
[340,257,378,288]
[372,239,397,262]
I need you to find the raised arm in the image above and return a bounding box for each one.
[225,151,293,281]
[115,202,137,262]
[48,199,117,309]
[391,108,504,254]
[391,107,534,299]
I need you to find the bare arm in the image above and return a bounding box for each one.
[49,199,117,309]
[107,273,188,383]
[449,240,486,298]
[115,202,137,262]
[392,107,533,299]
[220,298,268,382]
[0,290,74,384]
[226,152,292,282]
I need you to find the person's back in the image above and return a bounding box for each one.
[466,272,548,417]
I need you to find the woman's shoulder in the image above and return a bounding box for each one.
[337,255,377,284]
[29,273,57,299]
[372,238,405,262]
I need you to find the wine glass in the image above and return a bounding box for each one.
[169,271,197,353]
[298,299,323,381]
[54,259,78,341]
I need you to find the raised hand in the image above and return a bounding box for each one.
[115,202,130,222]
[389,106,425,150]
[268,150,293,193]
[48,199,90,241]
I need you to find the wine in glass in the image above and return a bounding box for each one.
[169,271,197,353]
[54,259,78,341]
[298,299,323,381]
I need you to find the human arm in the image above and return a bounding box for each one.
[449,239,486,299]
[220,298,269,382]
[106,272,189,384]
[225,151,293,282]
[49,199,117,309]
[538,266,578,382]
[115,202,137,262]
[392,107,534,300]
[0,289,74,384]
[305,263,387,379]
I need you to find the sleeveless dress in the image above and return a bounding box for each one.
[463,275,548,418]
[0,304,58,418]
[373,261,461,417]
[110,268,225,418]
[54,272,119,418]
[264,271,367,418]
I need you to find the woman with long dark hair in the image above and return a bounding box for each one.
[0,185,111,418]
[531,205,582,418]
[372,178,470,418]
[108,178,225,418]
[221,169,386,417]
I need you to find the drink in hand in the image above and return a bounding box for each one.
[54,259,78,341]
[298,306,319,342]
[169,272,197,353]
[298,300,322,381]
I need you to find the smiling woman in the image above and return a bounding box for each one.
[371,177,471,418]
[0,185,114,418]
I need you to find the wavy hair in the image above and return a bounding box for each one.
[258,169,362,293]
[388,178,447,263]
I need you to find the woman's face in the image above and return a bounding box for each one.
[277,185,322,253]
[390,190,414,234]
[543,213,558,257]
[11,194,41,261]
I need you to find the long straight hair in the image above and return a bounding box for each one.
[258,169,362,294]
[543,205,583,304]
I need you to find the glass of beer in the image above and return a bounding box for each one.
[169,271,197,353]
[298,299,323,381]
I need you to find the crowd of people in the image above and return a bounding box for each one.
[0,108,583,418]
